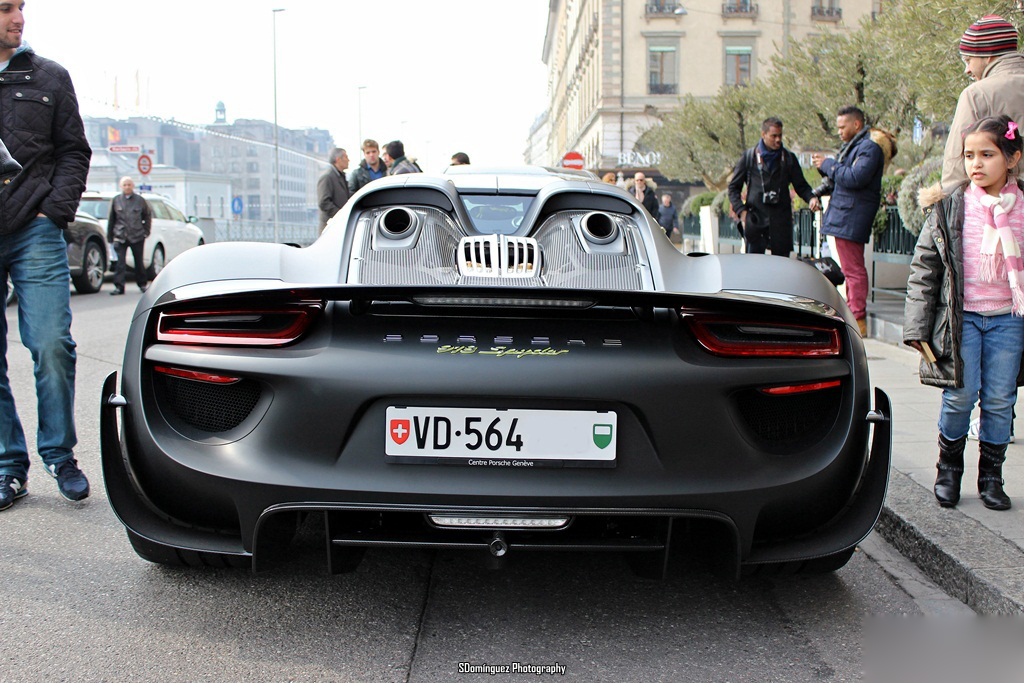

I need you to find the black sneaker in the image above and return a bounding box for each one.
[45,459,89,501]
[0,475,28,510]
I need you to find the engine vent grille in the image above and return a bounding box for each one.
[159,374,262,433]
[457,236,540,278]
[735,385,842,453]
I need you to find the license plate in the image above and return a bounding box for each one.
[385,406,617,467]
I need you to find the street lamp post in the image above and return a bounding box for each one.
[272,8,285,243]
[357,86,367,146]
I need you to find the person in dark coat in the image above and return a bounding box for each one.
[629,172,659,216]
[0,4,93,511]
[727,117,815,258]
[317,147,350,232]
[657,194,679,238]
[811,106,885,337]
[107,176,152,295]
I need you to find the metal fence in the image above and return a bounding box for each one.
[681,213,702,238]
[873,207,918,257]
[209,219,319,247]
[792,208,816,257]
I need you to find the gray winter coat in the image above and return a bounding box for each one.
[903,180,1024,388]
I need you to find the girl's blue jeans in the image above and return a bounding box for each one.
[939,311,1024,445]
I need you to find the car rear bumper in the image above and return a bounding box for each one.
[101,368,891,575]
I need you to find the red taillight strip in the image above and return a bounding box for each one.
[153,365,242,384]
[760,380,842,395]
[686,317,842,358]
[156,302,323,347]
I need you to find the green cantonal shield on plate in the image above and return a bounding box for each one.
[593,424,613,449]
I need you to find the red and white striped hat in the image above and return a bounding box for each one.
[960,15,1018,57]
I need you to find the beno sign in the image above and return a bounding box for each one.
[561,151,585,170]
[137,154,152,175]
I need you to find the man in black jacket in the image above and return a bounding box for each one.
[0,3,92,511]
[727,117,816,257]
[630,172,659,216]
[107,176,151,294]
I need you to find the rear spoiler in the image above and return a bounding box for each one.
[151,282,843,323]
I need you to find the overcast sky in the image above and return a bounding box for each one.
[27,0,550,172]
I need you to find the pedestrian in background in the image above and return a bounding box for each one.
[450,152,470,166]
[383,140,421,175]
[905,116,1024,512]
[317,147,350,232]
[727,117,816,258]
[601,172,617,184]
[812,106,885,338]
[0,3,92,511]
[657,193,679,239]
[349,139,387,194]
[625,172,658,216]
[107,176,151,295]
[937,15,1024,198]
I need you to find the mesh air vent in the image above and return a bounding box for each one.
[159,375,262,433]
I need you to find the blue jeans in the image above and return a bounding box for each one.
[0,216,77,480]
[939,311,1024,445]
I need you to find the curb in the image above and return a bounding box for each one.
[875,470,1024,614]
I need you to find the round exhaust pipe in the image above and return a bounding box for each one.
[378,207,418,239]
[488,532,509,557]
[579,211,619,244]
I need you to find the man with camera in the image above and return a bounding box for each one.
[727,117,816,258]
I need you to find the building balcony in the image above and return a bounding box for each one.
[648,83,678,95]
[645,3,683,17]
[811,6,842,21]
[722,3,758,18]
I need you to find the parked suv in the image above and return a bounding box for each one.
[78,191,205,277]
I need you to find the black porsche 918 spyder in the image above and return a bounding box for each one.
[101,166,891,578]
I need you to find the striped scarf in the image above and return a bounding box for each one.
[972,182,1024,315]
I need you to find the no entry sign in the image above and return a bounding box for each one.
[137,154,152,175]
[561,151,584,170]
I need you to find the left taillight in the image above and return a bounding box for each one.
[155,299,324,347]
[685,314,842,358]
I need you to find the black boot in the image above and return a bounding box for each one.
[978,441,1012,510]
[934,433,967,507]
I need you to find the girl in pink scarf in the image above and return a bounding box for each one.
[907,115,1023,511]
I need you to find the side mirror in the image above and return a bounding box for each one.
[187,215,198,224]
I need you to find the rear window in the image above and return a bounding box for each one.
[148,200,171,220]
[461,195,534,235]
[78,198,110,220]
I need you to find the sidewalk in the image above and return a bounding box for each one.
[864,306,1024,614]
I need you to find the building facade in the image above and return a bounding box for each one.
[536,0,878,174]
[84,105,335,242]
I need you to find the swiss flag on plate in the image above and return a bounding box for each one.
[390,419,411,445]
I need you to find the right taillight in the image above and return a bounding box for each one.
[155,299,324,347]
[685,315,842,358]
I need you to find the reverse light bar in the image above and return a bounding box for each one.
[428,515,570,530]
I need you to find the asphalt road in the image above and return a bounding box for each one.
[0,283,971,682]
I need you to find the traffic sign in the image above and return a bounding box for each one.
[108,145,141,154]
[231,196,243,215]
[137,154,152,175]
[561,151,585,170]
[138,184,152,192]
